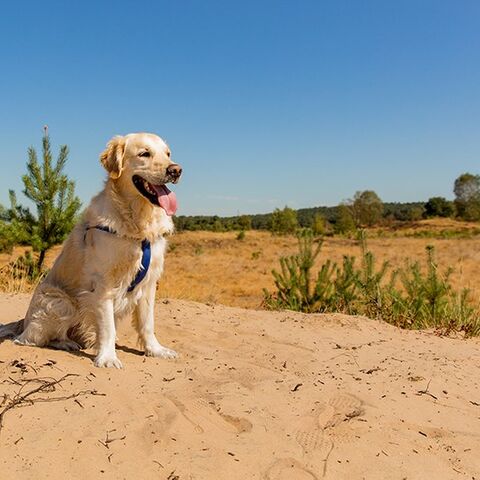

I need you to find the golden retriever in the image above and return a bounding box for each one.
[0,133,182,368]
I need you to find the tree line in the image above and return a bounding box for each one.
[174,174,480,234]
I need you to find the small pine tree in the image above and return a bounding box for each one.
[8,127,82,272]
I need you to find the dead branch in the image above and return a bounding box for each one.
[0,373,104,435]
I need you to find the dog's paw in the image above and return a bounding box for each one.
[145,342,178,359]
[94,353,123,369]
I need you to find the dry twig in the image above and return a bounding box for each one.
[0,373,105,435]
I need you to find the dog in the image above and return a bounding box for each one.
[0,133,182,368]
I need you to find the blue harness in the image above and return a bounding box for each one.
[85,225,151,292]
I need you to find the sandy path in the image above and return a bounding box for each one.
[0,293,479,479]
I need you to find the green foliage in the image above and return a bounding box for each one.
[172,175,479,233]
[238,215,252,230]
[354,230,393,318]
[0,204,8,221]
[174,213,254,232]
[264,229,480,336]
[311,213,327,236]
[8,130,81,271]
[0,220,17,253]
[382,202,427,222]
[263,229,323,311]
[454,173,480,221]
[405,205,425,221]
[424,197,455,218]
[174,201,435,232]
[388,247,479,334]
[404,228,480,239]
[270,206,298,235]
[353,190,384,227]
[334,204,356,234]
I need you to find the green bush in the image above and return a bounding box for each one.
[270,206,298,235]
[264,229,480,336]
[0,221,17,254]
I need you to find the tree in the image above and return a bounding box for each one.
[237,214,252,230]
[454,173,480,221]
[8,127,81,272]
[352,190,384,227]
[311,213,327,236]
[405,205,426,221]
[424,197,455,218]
[334,203,356,234]
[271,206,298,235]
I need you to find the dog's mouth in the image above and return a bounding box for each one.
[132,175,178,216]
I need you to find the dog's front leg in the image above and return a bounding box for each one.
[133,284,177,359]
[94,298,123,368]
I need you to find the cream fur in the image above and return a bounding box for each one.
[13,133,180,368]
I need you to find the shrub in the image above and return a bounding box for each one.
[264,229,480,336]
[334,204,356,235]
[311,213,327,236]
[270,207,298,235]
[0,221,16,254]
[424,197,455,218]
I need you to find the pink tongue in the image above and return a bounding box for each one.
[152,184,177,216]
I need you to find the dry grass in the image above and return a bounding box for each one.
[1,218,479,309]
[160,228,480,309]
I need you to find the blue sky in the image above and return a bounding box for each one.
[1,1,479,216]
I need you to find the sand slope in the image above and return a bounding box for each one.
[0,293,479,479]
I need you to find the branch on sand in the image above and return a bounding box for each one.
[0,373,105,435]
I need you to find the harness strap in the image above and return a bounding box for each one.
[85,225,151,293]
[127,239,151,292]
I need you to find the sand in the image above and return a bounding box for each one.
[0,293,479,479]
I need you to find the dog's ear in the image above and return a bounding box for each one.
[100,136,126,179]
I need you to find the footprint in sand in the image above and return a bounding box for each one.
[264,458,318,480]
[168,396,252,435]
[265,393,363,479]
[318,393,364,430]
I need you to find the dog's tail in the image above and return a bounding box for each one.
[0,319,24,339]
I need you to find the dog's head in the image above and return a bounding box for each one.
[100,133,182,216]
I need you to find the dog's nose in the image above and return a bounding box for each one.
[167,163,182,179]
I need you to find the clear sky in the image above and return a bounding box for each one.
[1,1,479,216]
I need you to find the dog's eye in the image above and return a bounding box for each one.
[166,151,171,158]
[138,151,151,158]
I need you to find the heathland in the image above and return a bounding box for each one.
[1,218,479,310]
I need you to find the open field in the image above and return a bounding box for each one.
[1,293,480,479]
[1,219,480,310]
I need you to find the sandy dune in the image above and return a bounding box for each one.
[0,293,479,479]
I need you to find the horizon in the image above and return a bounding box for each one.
[1,1,479,216]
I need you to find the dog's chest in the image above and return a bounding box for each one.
[108,237,167,308]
